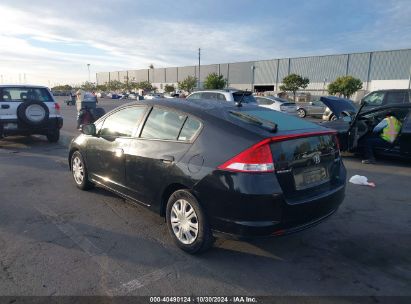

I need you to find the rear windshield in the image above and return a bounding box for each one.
[233,92,257,104]
[0,87,53,102]
[231,108,320,132]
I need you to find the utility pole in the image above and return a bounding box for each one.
[408,64,411,102]
[87,64,91,82]
[198,48,201,89]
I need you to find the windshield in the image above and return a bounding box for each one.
[0,87,53,102]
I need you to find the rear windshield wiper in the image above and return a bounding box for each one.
[229,111,277,132]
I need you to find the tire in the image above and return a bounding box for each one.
[297,108,306,118]
[71,151,94,190]
[17,100,49,126]
[46,129,60,143]
[166,190,214,254]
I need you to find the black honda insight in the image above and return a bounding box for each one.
[68,99,346,253]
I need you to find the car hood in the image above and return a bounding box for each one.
[320,96,357,118]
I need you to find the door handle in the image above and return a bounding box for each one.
[114,148,124,157]
[1,104,10,109]
[161,155,174,164]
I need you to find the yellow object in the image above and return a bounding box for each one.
[381,116,402,143]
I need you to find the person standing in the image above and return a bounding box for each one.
[362,112,402,164]
[76,88,86,129]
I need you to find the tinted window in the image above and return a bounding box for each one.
[0,87,53,102]
[187,93,202,100]
[232,108,319,131]
[141,107,186,140]
[233,93,257,104]
[386,91,406,104]
[256,97,274,105]
[100,107,146,137]
[363,92,385,106]
[178,117,201,141]
[202,92,218,99]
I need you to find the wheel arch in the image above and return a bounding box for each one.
[160,183,191,217]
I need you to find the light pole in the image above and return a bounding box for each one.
[198,48,201,89]
[251,65,256,92]
[87,64,91,83]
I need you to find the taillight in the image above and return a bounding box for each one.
[218,139,274,173]
[54,102,61,113]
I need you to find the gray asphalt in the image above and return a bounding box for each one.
[0,135,410,296]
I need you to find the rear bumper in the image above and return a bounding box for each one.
[210,185,345,239]
[1,117,63,136]
[194,166,346,239]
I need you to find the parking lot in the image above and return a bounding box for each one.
[0,97,410,297]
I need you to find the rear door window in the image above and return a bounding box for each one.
[202,92,218,100]
[141,107,186,140]
[187,93,202,100]
[385,91,406,104]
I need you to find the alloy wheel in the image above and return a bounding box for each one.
[72,156,84,185]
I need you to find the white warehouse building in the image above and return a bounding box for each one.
[96,48,411,100]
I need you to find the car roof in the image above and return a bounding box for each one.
[119,98,325,136]
[0,84,49,89]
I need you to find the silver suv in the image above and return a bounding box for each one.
[0,85,63,142]
[187,89,257,104]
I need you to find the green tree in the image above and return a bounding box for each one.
[135,81,153,91]
[178,76,197,93]
[279,74,310,101]
[96,84,108,92]
[328,76,363,98]
[107,80,123,91]
[52,84,72,91]
[164,84,175,93]
[81,81,96,92]
[203,73,227,89]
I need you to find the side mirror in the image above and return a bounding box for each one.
[81,123,96,136]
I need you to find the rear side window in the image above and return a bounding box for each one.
[141,107,186,140]
[386,91,406,104]
[100,106,146,137]
[178,117,202,141]
[0,87,53,102]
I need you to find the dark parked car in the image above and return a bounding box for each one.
[360,89,410,111]
[68,99,346,253]
[322,98,411,160]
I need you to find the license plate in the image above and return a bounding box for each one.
[294,167,329,190]
[3,123,18,130]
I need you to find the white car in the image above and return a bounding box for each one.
[0,85,63,142]
[255,96,298,115]
[186,89,258,104]
[144,93,163,100]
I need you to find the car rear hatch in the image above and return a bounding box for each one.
[320,96,357,119]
